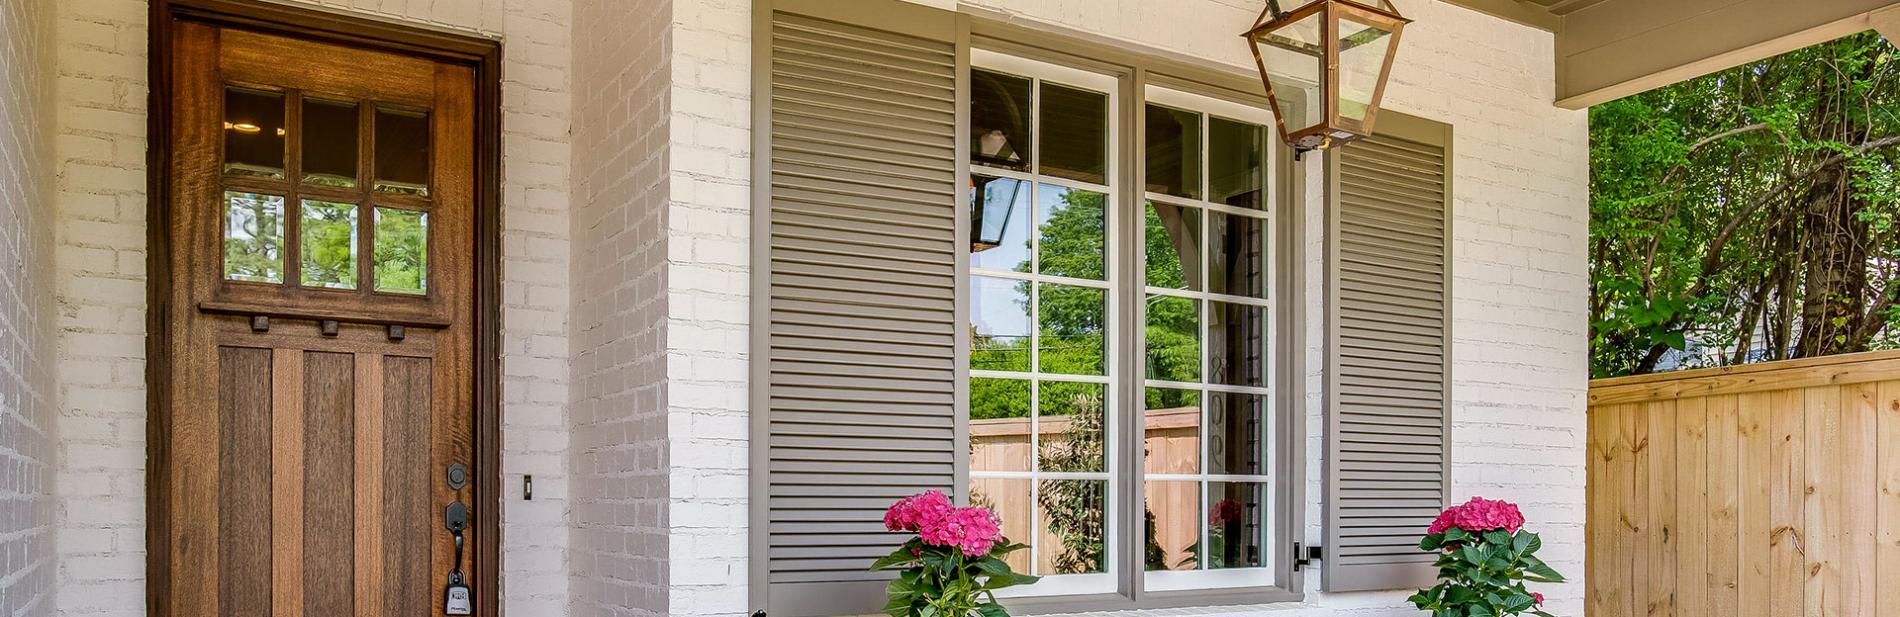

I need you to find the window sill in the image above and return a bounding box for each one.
[1000,587,1305,615]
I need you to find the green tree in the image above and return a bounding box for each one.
[1591,31,1900,376]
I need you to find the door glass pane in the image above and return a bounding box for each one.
[1038,381,1105,472]
[300,199,358,289]
[1039,82,1108,185]
[1145,202,1202,291]
[970,378,1032,472]
[971,276,1032,371]
[1145,104,1200,199]
[971,69,1032,172]
[1208,117,1267,209]
[971,175,1031,272]
[1145,294,1200,382]
[374,107,431,196]
[223,191,285,283]
[1038,283,1105,376]
[1208,211,1267,298]
[223,87,285,178]
[1037,185,1106,281]
[1144,480,1201,571]
[373,207,428,295]
[301,98,359,188]
[1036,479,1107,575]
[1143,388,1201,475]
[1205,482,1265,569]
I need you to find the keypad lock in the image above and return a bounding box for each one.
[444,501,471,615]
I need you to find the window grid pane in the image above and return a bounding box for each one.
[969,66,1116,591]
[1139,106,1274,577]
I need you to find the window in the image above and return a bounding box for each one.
[217,86,433,296]
[966,51,1281,597]
[968,53,1119,596]
[1139,87,1276,592]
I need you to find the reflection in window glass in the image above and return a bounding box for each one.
[1208,211,1267,298]
[223,191,285,283]
[1037,185,1106,281]
[1039,83,1108,185]
[1039,381,1106,472]
[1143,388,1201,475]
[1206,482,1265,569]
[1144,480,1200,571]
[971,276,1032,371]
[971,175,1031,271]
[223,87,285,178]
[971,69,1032,172]
[374,107,431,196]
[1145,295,1200,382]
[1145,202,1201,291]
[1145,104,1201,199]
[970,378,1031,472]
[374,207,428,295]
[301,98,359,188]
[1208,301,1268,388]
[300,200,358,289]
[971,477,1033,574]
[1209,117,1267,209]
[1039,283,1105,376]
[1206,392,1266,476]
[1036,479,1107,575]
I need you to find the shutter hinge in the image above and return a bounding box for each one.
[1292,542,1322,572]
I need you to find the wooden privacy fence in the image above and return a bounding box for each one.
[1586,350,1900,617]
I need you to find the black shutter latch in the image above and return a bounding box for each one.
[1292,542,1322,572]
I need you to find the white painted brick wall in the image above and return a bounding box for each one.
[568,0,751,614]
[0,0,59,614]
[50,1,575,615]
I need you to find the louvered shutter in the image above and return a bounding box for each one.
[753,1,965,616]
[1323,113,1453,592]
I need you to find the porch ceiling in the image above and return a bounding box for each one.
[1443,0,1900,109]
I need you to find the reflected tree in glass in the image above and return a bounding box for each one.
[223,191,284,283]
[374,207,428,294]
[300,200,358,289]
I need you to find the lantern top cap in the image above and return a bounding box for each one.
[1248,0,1412,33]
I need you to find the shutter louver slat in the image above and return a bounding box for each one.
[1325,116,1453,592]
[760,5,962,616]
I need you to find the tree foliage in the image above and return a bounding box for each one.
[1591,31,1900,377]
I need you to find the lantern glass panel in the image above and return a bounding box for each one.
[1336,12,1396,123]
[1249,9,1324,134]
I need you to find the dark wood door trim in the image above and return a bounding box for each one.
[146,3,502,616]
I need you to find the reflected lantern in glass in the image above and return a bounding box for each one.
[1243,0,1409,153]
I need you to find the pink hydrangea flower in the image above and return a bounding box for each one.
[1426,497,1526,534]
[884,490,954,533]
[883,491,1006,557]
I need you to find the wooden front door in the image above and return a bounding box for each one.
[156,18,482,617]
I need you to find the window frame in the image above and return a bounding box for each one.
[963,22,1309,611]
[967,50,1125,597]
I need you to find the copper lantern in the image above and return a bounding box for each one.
[1243,0,1410,153]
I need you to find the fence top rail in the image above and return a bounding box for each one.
[1588,348,1900,406]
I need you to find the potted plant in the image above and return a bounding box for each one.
[871,491,1040,617]
[1407,497,1565,617]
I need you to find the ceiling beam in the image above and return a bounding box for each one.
[1555,0,1900,108]
[1438,0,1900,109]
